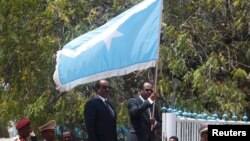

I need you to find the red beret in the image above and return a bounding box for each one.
[16,118,31,130]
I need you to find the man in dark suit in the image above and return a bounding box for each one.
[84,79,117,141]
[127,82,161,141]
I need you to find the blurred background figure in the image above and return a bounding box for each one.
[39,120,56,141]
[7,121,17,138]
[169,136,178,141]
[62,131,73,141]
[199,123,208,141]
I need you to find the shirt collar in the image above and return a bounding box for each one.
[139,95,145,102]
[97,95,106,102]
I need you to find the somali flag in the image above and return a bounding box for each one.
[53,0,163,92]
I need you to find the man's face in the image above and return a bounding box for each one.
[63,132,73,141]
[141,82,153,100]
[97,80,111,98]
[42,130,56,141]
[200,131,208,141]
[18,124,32,138]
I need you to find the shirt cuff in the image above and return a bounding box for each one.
[148,98,154,104]
[30,131,36,136]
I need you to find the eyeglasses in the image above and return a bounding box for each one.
[101,85,111,90]
[145,89,153,93]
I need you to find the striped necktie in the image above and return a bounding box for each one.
[105,100,114,117]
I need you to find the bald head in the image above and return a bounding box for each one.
[95,79,111,98]
[143,82,152,88]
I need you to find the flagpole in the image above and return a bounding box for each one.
[151,0,163,131]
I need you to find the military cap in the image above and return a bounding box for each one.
[39,120,56,132]
[16,118,31,130]
[199,123,208,135]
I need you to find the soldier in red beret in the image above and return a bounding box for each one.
[14,118,37,141]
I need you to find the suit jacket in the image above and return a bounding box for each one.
[127,96,161,141]
[84,96,117,141]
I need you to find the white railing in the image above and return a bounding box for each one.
[162,112,250,141]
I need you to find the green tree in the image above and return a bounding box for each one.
[159,0,250,118]
[0,0,138,138]
[1,0,250,139]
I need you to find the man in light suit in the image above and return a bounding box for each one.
[127,82,161,141]
[84,79,117,141]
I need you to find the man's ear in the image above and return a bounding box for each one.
[97,88,101,94]
[140,89,144,94]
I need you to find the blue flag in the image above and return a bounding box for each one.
[53,0,163,92]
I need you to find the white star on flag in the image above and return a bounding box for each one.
[103,30,123,50]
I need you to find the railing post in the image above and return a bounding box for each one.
[166,112,176,141]
[161,106,167,141]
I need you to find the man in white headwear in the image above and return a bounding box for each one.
[199,123,208,141]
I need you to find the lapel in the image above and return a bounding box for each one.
[95,96,116,118]
[106,100,116,118]
[136,96,151,121]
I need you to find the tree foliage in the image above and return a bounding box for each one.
[160,0,250,117]
[0,0,137,137]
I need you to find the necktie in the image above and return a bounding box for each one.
[105,100,114,117]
